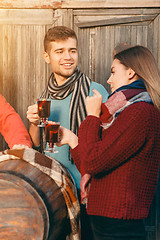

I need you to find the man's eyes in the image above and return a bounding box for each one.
[71,50,77,53]
[56,50,63,54]
[55,50,77,54]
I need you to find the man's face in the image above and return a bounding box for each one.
[44,37,78,85]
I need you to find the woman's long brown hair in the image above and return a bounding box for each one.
[115,45,160,111]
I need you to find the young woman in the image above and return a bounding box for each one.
[57,45,160,240]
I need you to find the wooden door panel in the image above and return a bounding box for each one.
[74,8,160,94]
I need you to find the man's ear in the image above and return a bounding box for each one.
[43,51,50,64]
[128,68,136,80]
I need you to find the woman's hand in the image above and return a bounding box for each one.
[80,173,92,204]
[85,89,102,118]
[57,126,78,149]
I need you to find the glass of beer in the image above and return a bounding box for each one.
[37,98,51,127]
[44,122,60,153]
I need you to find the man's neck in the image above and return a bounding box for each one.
[54,75,68,86]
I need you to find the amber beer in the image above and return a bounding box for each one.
[37,99,51,118]
[45,122,60,148]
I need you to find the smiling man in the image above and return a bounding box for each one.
[27,26,108,239]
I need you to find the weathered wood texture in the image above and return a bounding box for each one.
[0,0,159,8]
[0,9,53,130]
[74,8,160,93]
[0,159,68,240]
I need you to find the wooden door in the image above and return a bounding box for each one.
[73,8,160,93]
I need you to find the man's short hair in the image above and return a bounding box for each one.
[44,26,78,52]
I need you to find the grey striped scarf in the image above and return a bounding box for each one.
[41,67,91,135]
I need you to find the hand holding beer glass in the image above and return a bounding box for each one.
[44,122,60,153]
[37,98,51,127]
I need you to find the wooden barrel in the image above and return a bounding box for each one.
[0,159,69,240]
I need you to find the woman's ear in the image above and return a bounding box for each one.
[128,68,136,80]
[43,51,50,64]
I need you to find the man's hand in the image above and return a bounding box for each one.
[57,126,78,149]
[27,104,40,126]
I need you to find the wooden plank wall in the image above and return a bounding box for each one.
[0,9,53,122]
[0,9,54,150]
[0,0,159,8]
[74,8,160,92]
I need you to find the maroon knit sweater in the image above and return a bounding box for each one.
[70,102,160,220]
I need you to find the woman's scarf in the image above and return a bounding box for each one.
[41,67,91,135]
[100,80,152,129]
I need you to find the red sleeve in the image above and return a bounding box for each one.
[78,102,153,176]
[70,145,82,171]
[0,95,32,148]
[70,144,87,176]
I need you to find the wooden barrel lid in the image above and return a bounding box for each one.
[0,159,69,240]
[0,172,49,240]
